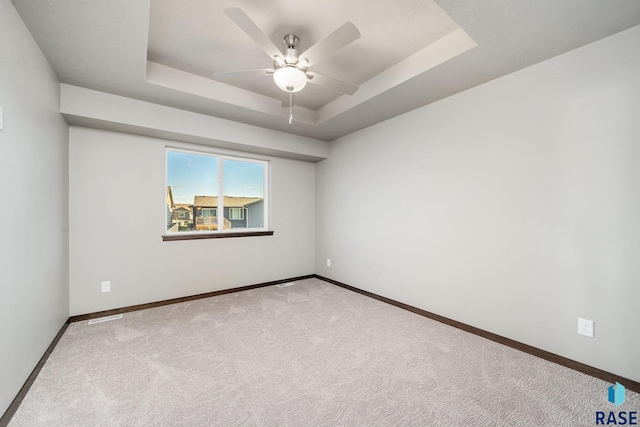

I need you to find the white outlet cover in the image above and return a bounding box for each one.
[101,281,110,292]
[578,318,594,337]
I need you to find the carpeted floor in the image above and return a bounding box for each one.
[8,278,639,426]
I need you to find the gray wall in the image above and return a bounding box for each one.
[69,127,315,316]
[316,26,640,382]
[0,0,69,416]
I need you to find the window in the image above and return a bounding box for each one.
[229,208,244,220]
[165,148,269,239]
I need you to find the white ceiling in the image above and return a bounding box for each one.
[12,0,640,141]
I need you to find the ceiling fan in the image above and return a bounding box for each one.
[214,7,361,113]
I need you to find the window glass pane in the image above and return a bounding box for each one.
[166,150,267,234]
[166,151,218,232]
[223,159,265,229]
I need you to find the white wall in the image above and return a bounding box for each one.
[316,25,640,382]
[69,127,315,316]
[0,0,69,416]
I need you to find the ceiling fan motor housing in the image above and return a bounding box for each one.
[273,37,309,93]
[283,48,300,65]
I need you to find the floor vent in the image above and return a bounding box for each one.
[276,282,296,288]
[88,314,123,325]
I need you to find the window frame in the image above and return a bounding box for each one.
[163,147,271,241]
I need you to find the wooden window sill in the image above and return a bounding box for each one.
[162,231,274,241]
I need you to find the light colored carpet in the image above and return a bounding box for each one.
[8,278,639,426]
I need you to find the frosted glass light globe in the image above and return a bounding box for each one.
[273,66,307,92]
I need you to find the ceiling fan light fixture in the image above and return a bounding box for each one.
[273,66,307,92]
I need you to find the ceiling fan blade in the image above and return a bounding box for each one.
[224,7,282,61]
[306,72,359,95]
[281,92,294,108]
[214,69,274,80]
[300,22,360,66]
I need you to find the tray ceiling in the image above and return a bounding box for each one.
[12,0,640,141]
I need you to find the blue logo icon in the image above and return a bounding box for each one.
[608,382,626,407]
[596,383,636,425]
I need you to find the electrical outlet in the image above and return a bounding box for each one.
[578,318,594,337]
[101,281,111,293]
[327,259,331,267]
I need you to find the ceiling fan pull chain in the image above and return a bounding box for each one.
[289,92,293,124]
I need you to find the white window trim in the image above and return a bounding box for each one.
[164,147,270,238]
